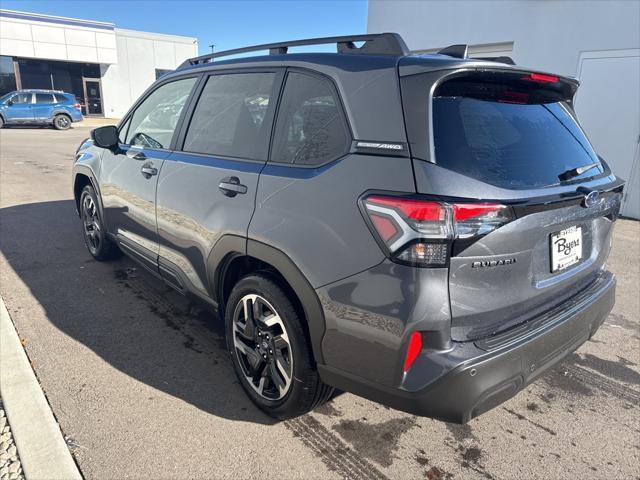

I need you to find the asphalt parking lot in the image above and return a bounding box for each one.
[0,126,639,480]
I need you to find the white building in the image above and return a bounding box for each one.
[368,0,639,218]
[0,9,198,118]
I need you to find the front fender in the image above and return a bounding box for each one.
[72,142,104,218]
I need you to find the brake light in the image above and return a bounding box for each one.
[403,331,422,373]
[74,103,81,109]
[522,73,558,83]
[362,195,513,266]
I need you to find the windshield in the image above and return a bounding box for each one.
[432,97,603,189]
[0,92,14,103]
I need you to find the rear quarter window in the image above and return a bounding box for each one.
[270,72,350,166]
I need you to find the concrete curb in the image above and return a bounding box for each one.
[0,298,82,480]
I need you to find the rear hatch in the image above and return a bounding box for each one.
[400,66,624,341]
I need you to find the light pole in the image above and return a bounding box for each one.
[209,44,215,53]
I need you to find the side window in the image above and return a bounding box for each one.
[125,77,197,149]
[11,93,31,104]
[35,93,55,104]
[182,73,276,160]
[271,72,350,166]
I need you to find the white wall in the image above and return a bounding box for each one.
[368,0,639,76]
[0,10,117,64]
[101,29,198,118]
[368,0,640,218]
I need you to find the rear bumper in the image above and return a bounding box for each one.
[69,110,83,122]
[319,270,615,423]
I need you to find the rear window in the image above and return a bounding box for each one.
[433,97,603,188]
[401,71,604,189]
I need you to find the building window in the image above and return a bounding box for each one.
[155,69,172,80]
[17,58,102,116]
[0,56,17,97]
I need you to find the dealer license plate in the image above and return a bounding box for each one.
[550,226,583,272]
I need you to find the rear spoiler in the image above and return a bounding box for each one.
[437,44,515,66]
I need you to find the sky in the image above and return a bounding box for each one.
[0,0,369,55]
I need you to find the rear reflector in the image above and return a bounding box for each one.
[404,331,422,373]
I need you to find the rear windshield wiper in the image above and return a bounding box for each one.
[558,161,600,182]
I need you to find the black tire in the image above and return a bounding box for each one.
[79,185,121,261]
[0,116,4,129]
[225,273,333,419]
[53,114,71,130]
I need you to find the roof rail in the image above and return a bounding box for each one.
[178,33,410,68]
[437,44,468,59]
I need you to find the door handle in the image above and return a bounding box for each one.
[218,176,247,197]
[127,149,146,161]
[141,163,158,178]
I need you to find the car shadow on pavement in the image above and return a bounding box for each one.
[0,199,276,425]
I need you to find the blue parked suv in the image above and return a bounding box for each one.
[0,89,83,130]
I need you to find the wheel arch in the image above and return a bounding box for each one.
[72,166,103,219]
[53,110,72,119]
[207,236,326,365]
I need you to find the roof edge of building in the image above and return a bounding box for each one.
[0,9,115,30]
[114,27,197,45]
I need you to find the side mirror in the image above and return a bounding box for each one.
[6,100,13,106]
[91,125,119,149]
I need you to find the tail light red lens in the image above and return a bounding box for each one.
[74,103,81,109]
[366,196,445,221]
[403,331,423,373]
[362,195,513,266]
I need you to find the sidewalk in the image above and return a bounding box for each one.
[76,117,120,128]
[0,298,82,480]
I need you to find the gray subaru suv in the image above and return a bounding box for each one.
[72,33,623,422]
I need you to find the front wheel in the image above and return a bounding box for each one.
[53,114,71,130]
[226,274,333,419]
[79,185,121,261]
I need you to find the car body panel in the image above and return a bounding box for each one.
[248,153,416,288]
[99,145,170,271]
[156,152,265,297]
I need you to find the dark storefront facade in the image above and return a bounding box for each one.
[0,55,103,116]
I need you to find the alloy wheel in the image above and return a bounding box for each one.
[232,294,293,400]
[55,116,70,129]
[82,194,101,254]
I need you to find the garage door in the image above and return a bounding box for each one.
[575,50,640,219]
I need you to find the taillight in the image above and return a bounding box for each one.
[362,195,513,267]
[74,103,81,109]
